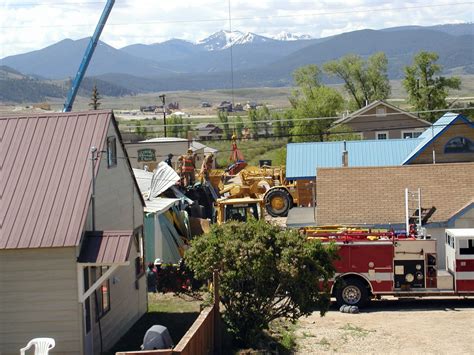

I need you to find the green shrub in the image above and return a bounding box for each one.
[185,219,337,347]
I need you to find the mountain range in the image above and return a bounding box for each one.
[1,23,473,102]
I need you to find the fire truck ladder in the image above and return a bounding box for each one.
[405,188,422,237]
[405,188,437,238]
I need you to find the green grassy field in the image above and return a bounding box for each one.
[37,75,474,114]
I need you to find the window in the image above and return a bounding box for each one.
[107,137,117,167]
[444,136,474,154]
[402,130,423,139]
[376,107,386,117]
[376,131,389,140]
[92,266,111,319]
[83,268,91,333]
[460,239,474,255]
[134,226,145,279]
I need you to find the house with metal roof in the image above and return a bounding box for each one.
[402,112,474,164]
[0,110,147,355]
[333,100,431,140]
[286,112,473,206]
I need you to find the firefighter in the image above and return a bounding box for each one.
[181,148,195,186]
[200,153,214,183]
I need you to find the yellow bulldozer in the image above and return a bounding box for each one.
[210,165,297,219]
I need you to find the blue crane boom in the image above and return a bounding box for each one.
[63,0,115,112]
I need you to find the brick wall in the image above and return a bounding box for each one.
[316,163,474,225]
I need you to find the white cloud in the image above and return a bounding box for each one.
[0,0,472,57]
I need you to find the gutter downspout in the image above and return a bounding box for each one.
[91,147,98,231]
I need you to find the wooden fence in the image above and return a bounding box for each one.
[117,272,221,355]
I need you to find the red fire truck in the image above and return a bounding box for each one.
[304,227,474,307]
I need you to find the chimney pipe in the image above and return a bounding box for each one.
[342,141,348,167]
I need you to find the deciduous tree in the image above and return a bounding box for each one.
[289,65,344,142]
[324,52,390,109]
[403,51,461,122]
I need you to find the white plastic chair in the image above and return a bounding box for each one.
[20,338,55,355]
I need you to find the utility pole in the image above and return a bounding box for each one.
[159,94,167,137]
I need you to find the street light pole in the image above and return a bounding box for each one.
[159,94,166,137]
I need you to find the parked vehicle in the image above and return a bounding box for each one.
[301,226,474,307]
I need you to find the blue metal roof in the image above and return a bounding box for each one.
[402,112,473,164]
[286,138,422,179]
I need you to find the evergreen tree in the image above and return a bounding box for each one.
[89,84,101,110]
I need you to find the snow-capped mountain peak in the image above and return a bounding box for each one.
[273,31,312,41]
[197,30,244,51]
[197,30,274,50]
[224,32,272,48]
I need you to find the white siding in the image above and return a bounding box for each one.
[125,141,189,171]
[0,247,82,355]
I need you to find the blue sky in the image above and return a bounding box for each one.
[1,0,472,58]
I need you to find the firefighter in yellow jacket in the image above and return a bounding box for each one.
[181,148,196,186]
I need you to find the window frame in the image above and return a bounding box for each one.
[134,226,145,279]
[92,266,111,320]
[107,136,117,168]
[401,129,424,139]
[375,131,389,140]
[444,136,474,154]
[375,106,387,117]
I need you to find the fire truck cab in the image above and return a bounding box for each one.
[311,228,474,307]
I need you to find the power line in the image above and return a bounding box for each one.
[119,107,474,129]
[122,120,472,144]
[2,2,472,28]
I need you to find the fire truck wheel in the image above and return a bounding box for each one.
[335,278,369,307]
[265,188,291,217]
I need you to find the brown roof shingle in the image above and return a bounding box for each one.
[0,110,112,249]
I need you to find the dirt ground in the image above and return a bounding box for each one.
[295,297,474,354]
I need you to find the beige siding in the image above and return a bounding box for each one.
[90,239,147,353]
[88,122,144,231]
[454,207,474,228]
[344,104,429,140]
[85,121,147,353]
[410,121,474,164]
[0,247,82,355]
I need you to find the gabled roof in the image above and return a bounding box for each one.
[190,141,218,153]
[286,138,422,179]
[333,100,430,126]
[140,137,187,143]
[0,110,141,250]
[195,123,217,130]
[402,112,474,165]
